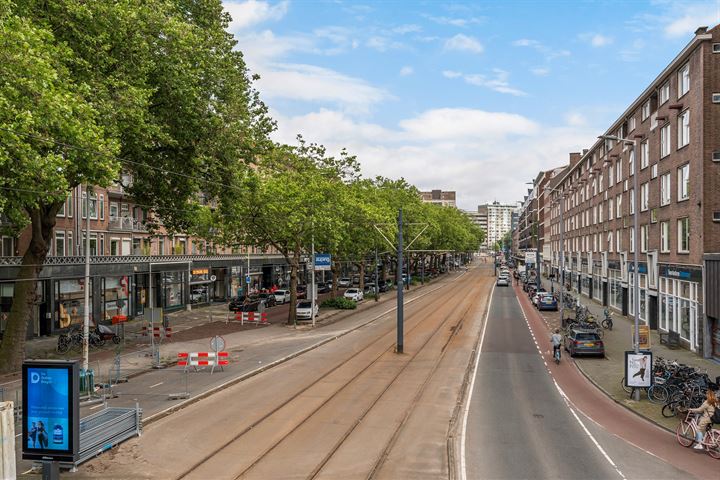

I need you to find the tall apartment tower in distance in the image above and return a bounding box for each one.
[479,201,516,250]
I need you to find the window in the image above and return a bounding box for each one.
[89,194,98,220]
[641,100,651,121]
[640,182,649,211]
[616,160,623,183]
[677,217,689,253]
[660,221,670,252]
[57,201,66,217]
[608,163,614,185]
[599,172,604,192]
[640,225,648,253]
[598,203,603,223]
[630,227,635,253]
[713,93,720,104]
[616,229,622,251]
[608,232,613,253]
[110,202,118,219]
[629,149,635,176]
[67,231,73,256]
[677,110,689,148]
[55,231,65,257]
[660,124,671,158]
[99,194,105,220]
[677,163,689,200]
[67,193,73,218]
[660,81,670,105]
[640,141,649,169]
[608,198,614,220]
[660,173,671,205]
[651,164,658,179]
[677,63,689,98]
[81,192,87,219]
[629,116,636,132]
[110,239,119,256]
[714,43,720,53]
[629,188,635,214]
[616,194,622,218]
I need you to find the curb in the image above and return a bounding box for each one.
[143,277,453,426]
[572,360,675,435]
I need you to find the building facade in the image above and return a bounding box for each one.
[481,201,516,250]
[419,190,457,207]
[0,178,291,338]
[540,25,720,359]
[463,207,488,251]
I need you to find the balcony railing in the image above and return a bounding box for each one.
[109,217,147,232]
[0,253,285,267]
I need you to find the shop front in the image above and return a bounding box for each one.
[189,268,211,305]
[592,264,602,302]
[608,267,623,312]
[55,279,93,329]
[162,271,186,311]
[101,275,130,324]
[658,264,702,352]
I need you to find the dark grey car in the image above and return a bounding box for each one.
[564,329,605,357]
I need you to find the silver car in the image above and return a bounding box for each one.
[496,277,509,287]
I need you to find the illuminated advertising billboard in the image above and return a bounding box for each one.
[22,360,79,462]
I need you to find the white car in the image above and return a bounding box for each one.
[296,301,319,320]
[338,278,352,288]
[272,290,290,304]
[344,288,364,302]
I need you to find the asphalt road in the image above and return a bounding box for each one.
[462,285,692,480]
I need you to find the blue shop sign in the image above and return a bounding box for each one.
[627,263,648,274]
[314,253,331,271]
[659,264,702,282]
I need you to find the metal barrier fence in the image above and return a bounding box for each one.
[60,405,142,469]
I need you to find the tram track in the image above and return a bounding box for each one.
[175,271,477,480]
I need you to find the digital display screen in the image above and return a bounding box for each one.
[22,362,77,460]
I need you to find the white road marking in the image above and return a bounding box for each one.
[89,403,104,410]
[459,284,495,480]
[516,294,626,480]
[149,381,164,389]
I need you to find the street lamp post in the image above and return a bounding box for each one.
[600,134,642,401]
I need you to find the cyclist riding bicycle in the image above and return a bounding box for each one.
[687,390,718,449]
[550,329,562,361]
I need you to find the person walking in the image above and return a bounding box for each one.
[687,389,717,449]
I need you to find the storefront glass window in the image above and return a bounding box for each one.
[609,270,622,311]
[56,279,93,329]
[102,276,130,322]
[162,272,185,309]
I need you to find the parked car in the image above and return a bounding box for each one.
[496,277,509,287]
[273,290,291,304]
[537,293,558,311]
[377,281,390,292]
[565,329,605,357]
[344,288,364,302]
[257,292,277,308]
[532,289,548,306]
[296,300,319,320]
[338,278,352,288]
[364,283,376,294]
[297,284,307,299]
[316,282,331,294]
[229,297,262,312]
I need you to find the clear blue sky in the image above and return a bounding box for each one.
[223,0,720,209]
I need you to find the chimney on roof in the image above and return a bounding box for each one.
[582,149,589,156]
[695,26,708,35]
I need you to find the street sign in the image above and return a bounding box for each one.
[210,275,217,282]
[314,253,331,271]
[210,335,225,352]
[22,360,80,463]
[525,251,536,264]
[245,275,251,284]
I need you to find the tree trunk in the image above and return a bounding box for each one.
[355,261,365,293]
[331,261,341,298]
[287,247,300,326]
[0,203,61,374]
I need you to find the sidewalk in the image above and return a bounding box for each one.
[532,276,720,432]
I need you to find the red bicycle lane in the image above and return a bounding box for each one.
[513,284,718,479]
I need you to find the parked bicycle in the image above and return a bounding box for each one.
[601,308,613,330]
[56,325,105,353]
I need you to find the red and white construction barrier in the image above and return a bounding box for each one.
[141,325,172,340]
[232,312,268,326]
[177,351,229,373]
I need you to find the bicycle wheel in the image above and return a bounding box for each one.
[648,384,668,404]
[707,433,720,459]
[675,420,695,447]
[662,401,681,418]
[56,335,70,354]
[621,377,632,394]
[601,318,611,330]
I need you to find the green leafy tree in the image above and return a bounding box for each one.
[0,0,271,372]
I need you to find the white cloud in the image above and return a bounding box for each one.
[512,38,541,47]
[444,34,484,54]
[399,66,414,76]
[393,24,422,34]
[253,63,391,111]
[619,39,646,62]
[564,112,587,127]
[531,67,550,76]
[511,38,571,61]
[366,36,403,52]
[425,15,484,27]
[664,3,719,37]
[224,0,289,32]
[444,69,527,97]
[270,108,596,209]
[579,32,614,47]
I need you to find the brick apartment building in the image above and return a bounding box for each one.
[419,190,457,207]
[0,176,288,338]
[535,25,720,359]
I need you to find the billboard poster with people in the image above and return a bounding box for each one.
[624,351,653,388]
[22,360,79,461]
